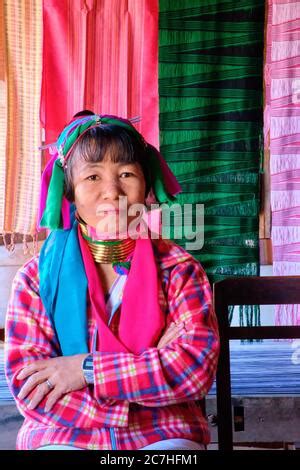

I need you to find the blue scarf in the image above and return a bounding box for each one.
[39,211,89,355]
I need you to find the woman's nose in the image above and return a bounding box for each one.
[101,179,123,200]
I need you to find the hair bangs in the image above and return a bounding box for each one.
[64,125,151,202]
[73,127,139,165]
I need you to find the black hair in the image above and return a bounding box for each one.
[63,123,151,202]
[73,109,95,117]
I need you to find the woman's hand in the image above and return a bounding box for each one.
[157,321,186,349]
[16,354,89,412]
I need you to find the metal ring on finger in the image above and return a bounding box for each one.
[45,379,54,391]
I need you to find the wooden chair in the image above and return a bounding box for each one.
[213,276,300,451]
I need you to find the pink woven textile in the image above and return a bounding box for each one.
[265,0,300,325]
[41,0,159,149]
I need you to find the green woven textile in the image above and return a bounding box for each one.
[159,0,264,326]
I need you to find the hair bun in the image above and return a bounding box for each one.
[73,110,95,118]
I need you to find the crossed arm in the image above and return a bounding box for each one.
[15,321,187,412]
[5,258,219,419]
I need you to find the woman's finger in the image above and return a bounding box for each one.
[44,388,63,413]
[17,360,48,380]
[27,382,51,410]
[17,358,57,380]
[157,324,185,349]
[17,364,40,380]
[17,371,49,400]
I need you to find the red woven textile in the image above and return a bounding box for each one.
[41,0,158,148]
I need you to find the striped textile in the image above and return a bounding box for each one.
[0,3,7,233]
[158,0,264,324]
[41,0,159,148]
[209,339,300,396]
[265,0,300,325]
[0,0,42,237]
[0,344,13,402]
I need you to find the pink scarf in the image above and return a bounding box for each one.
[78,226,165,354]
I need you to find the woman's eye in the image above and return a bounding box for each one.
[87,175,99,181]
[120,172,133,178]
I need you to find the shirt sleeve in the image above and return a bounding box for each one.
[92,259,220,407]
[4,259,125,428]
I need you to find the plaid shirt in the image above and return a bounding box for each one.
[5,239,219,450]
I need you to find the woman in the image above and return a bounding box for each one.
[5,111,219,450]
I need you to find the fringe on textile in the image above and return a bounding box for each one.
[0,232,39,257]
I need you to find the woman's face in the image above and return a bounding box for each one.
[72,153,147,235]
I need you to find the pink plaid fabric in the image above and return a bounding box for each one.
[5,239,219,450]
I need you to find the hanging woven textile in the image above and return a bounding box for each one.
[0,0,42,243]
[0,2,7,235]
[265,0,300,326]
[41,0,159,148]
[159,0,264,326]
